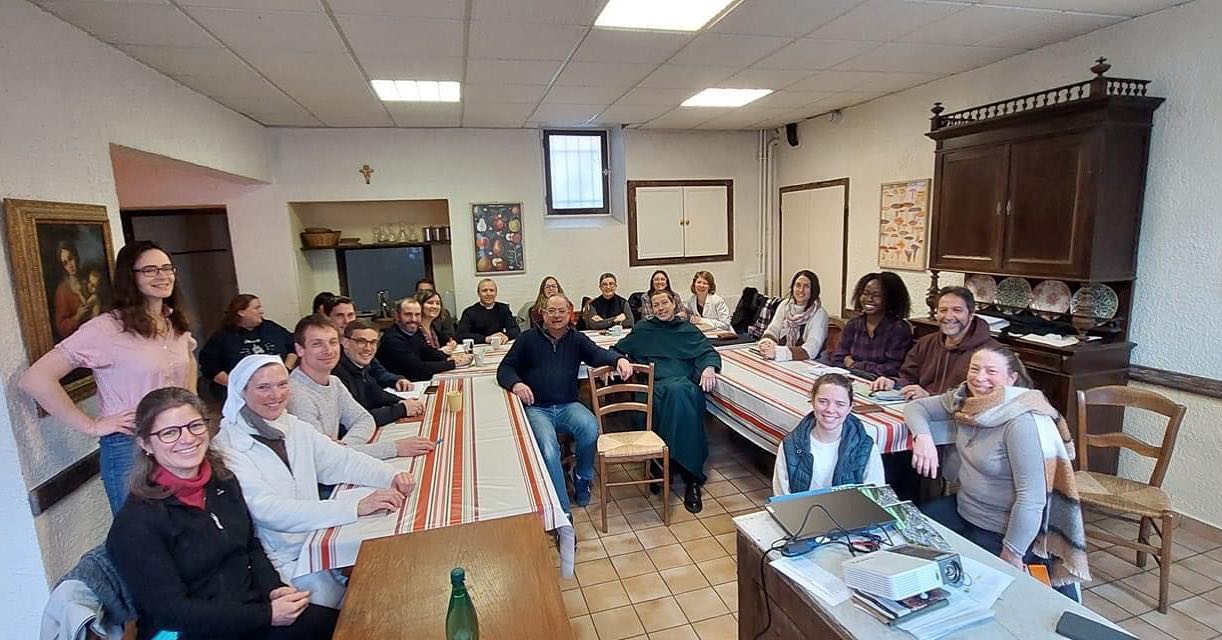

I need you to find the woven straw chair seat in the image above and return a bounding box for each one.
[1075,470,1171,517]
[598,430,666,458]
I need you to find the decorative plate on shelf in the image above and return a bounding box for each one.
[995,277,1033,312]
[964,274,997,308]
[1071,284,1119,319]
[1030,280,1071,318]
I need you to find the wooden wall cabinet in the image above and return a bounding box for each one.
[627,179,733,266]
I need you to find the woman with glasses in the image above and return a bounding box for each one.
[824,272,914,378]
[21,240,197,513]
[108,387,338,640]
[521,275,578,330]
[200,294,297,403]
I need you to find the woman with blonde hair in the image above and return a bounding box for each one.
[522,275,577,329]
[685,270,731,331]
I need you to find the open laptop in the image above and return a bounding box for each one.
[766,488,896,540]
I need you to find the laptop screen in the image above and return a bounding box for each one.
[766,488,895,540]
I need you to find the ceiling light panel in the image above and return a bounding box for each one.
[682,88,772,107]
[371,80,461,102]
[595,0,736,32]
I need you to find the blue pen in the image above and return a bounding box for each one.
[435,437,444,447]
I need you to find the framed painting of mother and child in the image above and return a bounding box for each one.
[4,198,115,402]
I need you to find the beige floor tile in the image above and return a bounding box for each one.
[613,550,659,579]
[691,613,737,640]
[648,543,695,571]
[600,515,634,536]
[1118,617,1177,640]
[729,476,767,493]
[560,573,581,591]
[571,614,598,640]
[604,531,646,557]
[698,556,738,586]
[1138,607,1217,640]
[1091,581,1156,617]
[1200,586,1222,606]
[715,532,738,556]
[715,464,752,479]
[668,506,698,523]
[618,495,656,515]
[1123,571,1194,605]
[1082,588,1132,622]
[591,604,646,640]
[699,513,737,536]
[636,525,680,549]
[675,586,730,623]
[575,520,600,541]
[702,481,738,498]
[583,580,632,613]
[704,469,726,483]
[1172,527,1222,553]
[571,507,592,523]
[563,588,589,617]
[715,493,756,513]
[1093,517,1142,540]
[591,502,625,521]
[693,497,728,517]
[670,520,712,542]
[634,595,689,632]
[713,582,738,613]
[576,558,621,587]
[661,564,711,594]
[1173,595,1222,632]
[577,536,609,561]
[611,484,645,500]
[628,509,666,530]
[1089,550,1144,582]
[623,571,672,603]
[648,624,699,640]
[683,537,728,562]
[1163,564,1221,594]
[1179,554,1222,579]
[745,489,771,506]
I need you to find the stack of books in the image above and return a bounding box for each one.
[851,587,950,625]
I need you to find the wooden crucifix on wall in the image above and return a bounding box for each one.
[359,164,374,184]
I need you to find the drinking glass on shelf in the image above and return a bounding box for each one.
[398,223,408,242]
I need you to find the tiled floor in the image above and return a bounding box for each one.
[543,421,1222,640]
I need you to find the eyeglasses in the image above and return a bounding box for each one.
[348,337,379,348]
[860,290,883,300]
[134,265,176,277]
[150,420,208,444]
[544,308,569,316]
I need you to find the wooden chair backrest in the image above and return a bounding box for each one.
[586,363,655,433]
[1076,385,1187,487]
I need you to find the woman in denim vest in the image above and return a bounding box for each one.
[772,374,885,495]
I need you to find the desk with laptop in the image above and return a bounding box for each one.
[736,487,1131,640]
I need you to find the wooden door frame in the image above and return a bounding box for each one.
[778,178,850,317]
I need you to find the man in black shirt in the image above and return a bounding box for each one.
[333,320,423,426]
[379,298,473,380]
[456,278,520,344]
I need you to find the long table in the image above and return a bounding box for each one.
[295,375,571,578]
[433,329,625,379]
[707,344,948,454]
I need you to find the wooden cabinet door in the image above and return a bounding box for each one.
[929,145,1008,272]
[1002,134,1092,277]
[633,187,685,260]
[682,186,731,258]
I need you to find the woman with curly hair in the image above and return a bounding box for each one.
[825,271,914,378]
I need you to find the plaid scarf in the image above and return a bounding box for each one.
[942,384,1091,586]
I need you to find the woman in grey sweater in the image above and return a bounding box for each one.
[904,346,1088,588]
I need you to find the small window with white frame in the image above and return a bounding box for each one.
[542,129,610,215]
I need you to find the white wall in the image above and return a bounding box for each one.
[232,127,762,324]
[0,1,269,632]
[775,0,1222,525]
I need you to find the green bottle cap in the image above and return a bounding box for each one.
[451,567,466,586]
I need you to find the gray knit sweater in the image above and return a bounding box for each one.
[287,368,397,460]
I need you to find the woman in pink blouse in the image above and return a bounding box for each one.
[21,240,197,513]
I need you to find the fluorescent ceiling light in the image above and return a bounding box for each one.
[595,0,736,31]
[682,88,772,107]
[371,80,461,102]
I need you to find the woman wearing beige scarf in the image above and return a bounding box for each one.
[758,270,828,361]
[904,346,1090,593]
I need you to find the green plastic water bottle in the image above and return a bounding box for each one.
[446,567,479,640]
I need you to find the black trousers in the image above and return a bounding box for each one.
[262,604,339,640]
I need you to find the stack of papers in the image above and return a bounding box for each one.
[808,363,851,376]
[894,589,993,640]
[1014,333,1079,347]
[771,553,851,606]
[976,314,1010,330]
[385,385,425,401]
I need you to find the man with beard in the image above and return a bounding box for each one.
[378,298,473,381]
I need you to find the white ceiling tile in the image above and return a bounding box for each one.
[243,50,362,83]
[468,20,587,61]
[807,91,888,110]
[272,76,374,105]
[572,29,690,65]
[543,85,626,104]
[722,68,812,89]
[470,0,604,25]
[179,0,320,11]
[116,44,249,77]
[528,103,603,125]
[975,12,1126,50]
[359,56,464,80]
[465,59,563,85]
[553,61,654,89]
[638,64,738,89]
[696,111,770,130]
[806,0,968,42]
[592,104,674,124]
[463,102,537,121]
[327,0,466,19]
[299,100,395,127]
[789,69,940,92]
[970,0,1180,17]
[37,1,216,47]
[751,90,835,108]
[187,8,347,53]
[336,15,465,59]
[615,87,699,106]
[384,103,461,127]
[463,83,550,104]
[899,5,1057,46]
[836,42,1024,74]
[711,0,865,37]
[641,108,725,129]
[171,72,322,125]
[754,38,880,70]
[462,116,529,128]
[669,33,791,67]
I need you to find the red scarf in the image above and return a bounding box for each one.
[151,459,212,510]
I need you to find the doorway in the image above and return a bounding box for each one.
[120,208,239,345]
[779,179,850,318]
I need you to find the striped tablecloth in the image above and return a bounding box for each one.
[295,375,571,577]
[435,329,628,379]
[707,345,943,454]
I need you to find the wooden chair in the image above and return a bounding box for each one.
[1075,385,1187,613]
[586,363,668,533]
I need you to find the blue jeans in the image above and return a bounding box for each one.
[99,433,138,513]
[524,402,599,516]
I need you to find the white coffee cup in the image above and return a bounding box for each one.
[609,324,624,336]
[489,335,505,349]
[473,346,488,366]
[462,338,474,353]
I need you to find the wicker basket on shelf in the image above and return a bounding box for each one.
[301,229,341,248]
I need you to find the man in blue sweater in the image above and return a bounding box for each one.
[497,294,633,515]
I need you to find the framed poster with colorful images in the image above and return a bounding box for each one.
[877,179,930,271]
[4,198,116,402]
[472,202,524,273]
